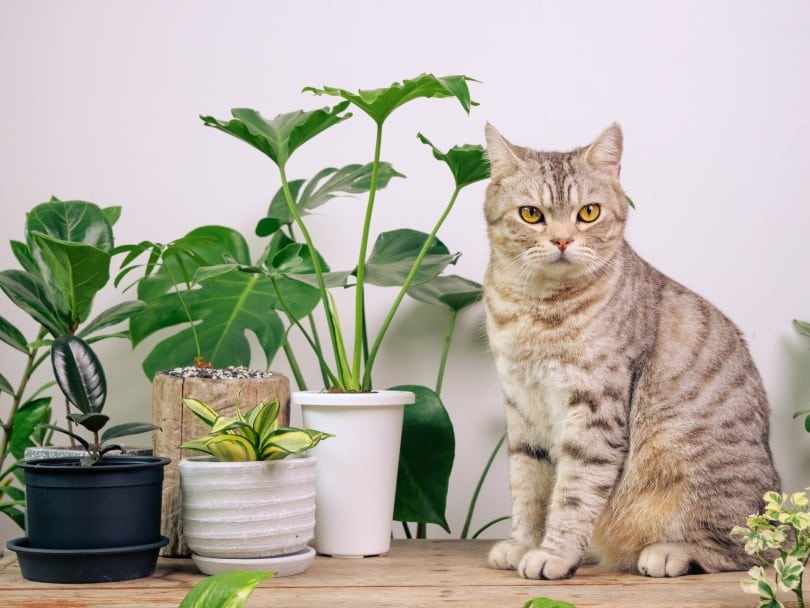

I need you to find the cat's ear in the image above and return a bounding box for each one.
[485,123,525,180]
[585,122,623,180]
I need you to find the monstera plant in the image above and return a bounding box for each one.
[0,198,144,528]
[118,73,487,537]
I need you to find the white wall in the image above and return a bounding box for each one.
[2,0,809,548]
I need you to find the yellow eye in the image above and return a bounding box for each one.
[577,204,601,223]
[519,206,544,224]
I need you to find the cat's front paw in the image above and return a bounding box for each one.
[519,548,580,580]
[637,543,690,577]
[488,539,532,570]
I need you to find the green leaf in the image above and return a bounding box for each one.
[101,422,161,442]
[0,372,13,395]
[522,599,578,608]
[263,163,405,227]
[0,269,69,337]
[37,424,91,452]
[0,314,28,353]
[50,335,106,414]
[364,229,459,287]
[392,384,454,533]
[26,199,114,253]
[182,398,220,428]
[31,232,111,326]
[178,570,273,608]
[250,400,281,439]
[10,240,38,274]
[201,102,351,168]
[794,319,810,338]
[130,227,316,377]
[408,275,482,312]
[417,133,490,189]
[77,300,145,339]
[9,397,52,459]
[205,435,258,461]
[305,73,478,126]
[260,428,331,460]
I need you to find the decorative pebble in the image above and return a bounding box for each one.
[161,366,276,380]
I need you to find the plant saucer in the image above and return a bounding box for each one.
[191,546,316,577]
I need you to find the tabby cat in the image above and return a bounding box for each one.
[483,123,780,580]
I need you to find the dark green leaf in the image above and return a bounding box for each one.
[31,232,111,325]
[69,412,109,433]
[305,73,478,125]
[179,570,273,608]
[0,269,69,337]
[417,133,490,189]
[364,229,459,287]
[391,384,454,532]
[101,422,161,442]
[407,275,483,312]
[201,101,351,168]
[0,314,28,353]
[50,335,106,414]
[0,501,25,529]
[37,424,91,452]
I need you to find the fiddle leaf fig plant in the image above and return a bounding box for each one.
[39,335,160,465]
[179,392,331,461]
[0,198,144,526]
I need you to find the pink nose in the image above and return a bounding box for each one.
[553,238,572,251]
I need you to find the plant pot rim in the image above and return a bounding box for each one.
[180,454,316,466]
[19,455,171,472]
[291,389,415,407]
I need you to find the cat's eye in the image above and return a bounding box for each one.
[577,204,601,223]
[519,206,544,224]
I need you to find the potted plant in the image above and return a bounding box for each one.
[118,73,488,554]
[177,391,331,575]
[4,335,168,583]
[0,198,144,531]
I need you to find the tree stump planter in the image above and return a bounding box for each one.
[151,367,290,557]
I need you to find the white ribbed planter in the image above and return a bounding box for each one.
[294,390,414,558]
[179,456,316,564]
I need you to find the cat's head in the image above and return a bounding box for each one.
[484,123,628,285]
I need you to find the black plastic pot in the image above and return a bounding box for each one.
[6,455,170,583]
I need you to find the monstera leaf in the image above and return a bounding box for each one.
[129,225,321,377]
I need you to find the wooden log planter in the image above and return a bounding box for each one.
[151,367,290,557]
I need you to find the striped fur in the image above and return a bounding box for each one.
[483,123,780,580]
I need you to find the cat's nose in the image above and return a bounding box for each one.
[552,238,572,251]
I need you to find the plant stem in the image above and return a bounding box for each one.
[352,123,384,391]
[363,185,462,390]
[461,431,506,539]
[434,310,457,395]
[282,341,307,391]
[165,254,203,362]
[278,164,347,389]
[0,328,46,464]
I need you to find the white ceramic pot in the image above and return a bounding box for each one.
[179,455,316,559]
[294,390,414,557]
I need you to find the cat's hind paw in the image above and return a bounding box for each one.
[637,543,690,577]
[488,539,532,570]
[519,548,580,580]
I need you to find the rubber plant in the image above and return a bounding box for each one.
[40,335,160,465]
[119,73,489,536]
[0,198,144,525]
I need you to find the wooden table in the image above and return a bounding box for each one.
[0,539,802,607]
